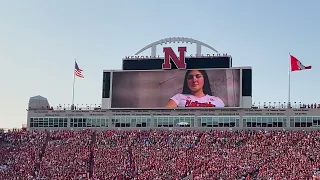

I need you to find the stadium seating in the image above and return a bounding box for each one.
[1,129,320,179]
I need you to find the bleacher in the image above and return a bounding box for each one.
[1,129,320,179]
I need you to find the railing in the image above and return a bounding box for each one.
[26,102,320,111]
[27,104,102,111]
[0,128,25,132]
[252,102,320,109]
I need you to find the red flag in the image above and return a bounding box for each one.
[290,55,312,72]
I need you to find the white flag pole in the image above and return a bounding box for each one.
[72,59,76,108]
[288,53,291,108]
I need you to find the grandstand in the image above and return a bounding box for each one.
[1,129,320,179]
[25,36,320,130]
[1,38,320,179]
[26,101,320,130]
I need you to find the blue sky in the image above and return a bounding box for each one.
[0,0,319,129]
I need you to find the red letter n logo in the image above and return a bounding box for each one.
[162,47,187,69]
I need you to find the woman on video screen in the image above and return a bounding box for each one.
[165,70,225,108]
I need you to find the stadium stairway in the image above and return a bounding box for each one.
[180,132,204,179]
[89,131,96,179]
[33,130,50,177]
[127,142,134,179]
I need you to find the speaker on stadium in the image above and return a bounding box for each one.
[102,72,111,98]
[242,69,252,96]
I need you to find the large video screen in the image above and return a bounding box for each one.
[111,68,241,108]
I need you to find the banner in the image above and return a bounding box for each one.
[74,172,89,179]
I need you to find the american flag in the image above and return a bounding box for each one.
[74,61,84,78]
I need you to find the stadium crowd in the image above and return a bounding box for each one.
[1,129,320,179]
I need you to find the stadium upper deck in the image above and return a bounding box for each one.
[26,97,320,130]
[26,37,320,130]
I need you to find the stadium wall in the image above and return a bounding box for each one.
[27,108,320,130]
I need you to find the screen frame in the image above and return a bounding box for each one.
[104,66,251,73]
[106,67,251,109]
[121,56,233,70]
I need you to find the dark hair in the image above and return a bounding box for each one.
[182,70,212,95]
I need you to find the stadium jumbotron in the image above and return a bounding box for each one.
[26,37,320,130]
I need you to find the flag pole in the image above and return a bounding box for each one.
[288,53,291,108]
[72,59,76,109]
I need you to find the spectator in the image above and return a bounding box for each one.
[1,129,319,179]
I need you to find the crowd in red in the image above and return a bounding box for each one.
[39,130,92,179]
[1,129,320,179]
[0,130,46,179]
[0,130,92,179]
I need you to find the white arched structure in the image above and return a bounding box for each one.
[135,37,219,57]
